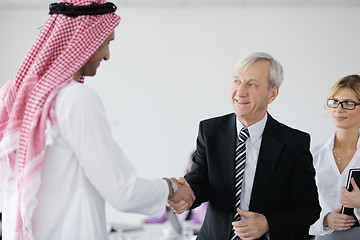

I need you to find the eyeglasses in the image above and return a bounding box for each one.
[327,99,360,110]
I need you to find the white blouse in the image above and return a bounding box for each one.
[2,81,168,240]
[309,133,360,236]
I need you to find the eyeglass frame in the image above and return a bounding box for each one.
[326,98,360,110]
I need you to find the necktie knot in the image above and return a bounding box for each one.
[239,127,249,143]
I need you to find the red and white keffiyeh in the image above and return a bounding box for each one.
[0,1,120,239]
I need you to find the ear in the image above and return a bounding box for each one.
[268,86,279,104]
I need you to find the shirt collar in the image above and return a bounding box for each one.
[328,131,360,149]
[236,113,268,144]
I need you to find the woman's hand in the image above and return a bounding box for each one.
[323,208,356,231]
[341,178,360,208]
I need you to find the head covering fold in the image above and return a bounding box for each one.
[0,1,120,239]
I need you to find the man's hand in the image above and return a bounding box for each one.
[232,208,269,240]
[167,177,195,214]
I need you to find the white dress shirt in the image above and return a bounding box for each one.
[2,81,168,240]
[236,114,267,214]
[309,133,360,236]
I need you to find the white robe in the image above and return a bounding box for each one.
[2,81,168,240]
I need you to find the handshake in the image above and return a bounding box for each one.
[163,177,195,214]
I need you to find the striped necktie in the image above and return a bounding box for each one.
[230,127,250,240]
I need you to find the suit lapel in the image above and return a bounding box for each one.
[218,114,237,205]
[249,115,283,210]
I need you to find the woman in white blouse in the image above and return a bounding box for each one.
[309,74,360,239]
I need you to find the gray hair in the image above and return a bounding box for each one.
[234,52,284,89]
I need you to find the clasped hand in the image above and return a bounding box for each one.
[324,208,356,231]
[325,177,360,231]
[232,208,269,240]
[168,177,195,213]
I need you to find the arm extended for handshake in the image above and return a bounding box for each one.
[164,177,195,213]
[163,177,195,212]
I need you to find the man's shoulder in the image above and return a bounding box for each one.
[268,115,309,138]
[55,81,103,115]
[59,81,96,95]
[57,81,100,105]
[266,116,310,148]
[200,113,235,125]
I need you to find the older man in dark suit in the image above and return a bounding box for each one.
[170,52,320,240]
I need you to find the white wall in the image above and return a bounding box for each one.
[1,6,360,224]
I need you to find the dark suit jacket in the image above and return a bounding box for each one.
[185,113,320,240]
